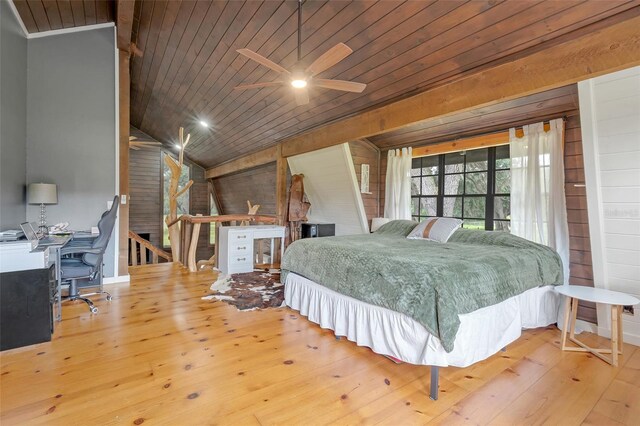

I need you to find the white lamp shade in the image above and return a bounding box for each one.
[371,217,391,232]
[27,183,58,204]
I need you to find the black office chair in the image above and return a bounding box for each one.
[60,196,118,313]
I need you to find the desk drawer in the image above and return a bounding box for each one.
[230,243,251,255]
[229,254,252,265]
[229,232,251,243]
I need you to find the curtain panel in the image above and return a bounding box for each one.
[384,147,412,220]
[510,118,570,283]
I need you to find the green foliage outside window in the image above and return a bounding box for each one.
[411,145,511,231]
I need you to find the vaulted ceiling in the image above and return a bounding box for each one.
[12,0,114,32]
[127,0,640,168]
[11,1,640,168]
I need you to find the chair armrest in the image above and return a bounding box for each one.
[60,247,102,256]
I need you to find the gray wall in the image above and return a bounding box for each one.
[26,27,117,276]
[0,0,27,230]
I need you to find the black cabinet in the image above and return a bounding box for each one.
[301,223,335,239]
[0,266,55,351]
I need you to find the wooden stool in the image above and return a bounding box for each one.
[556,285,639,366]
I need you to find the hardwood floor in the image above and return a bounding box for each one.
[1,263,638,425]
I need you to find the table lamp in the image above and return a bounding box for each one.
[27,183,58,235]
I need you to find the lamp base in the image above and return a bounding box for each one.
[39,203,49,236]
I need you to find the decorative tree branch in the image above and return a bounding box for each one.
[165,127,194,262]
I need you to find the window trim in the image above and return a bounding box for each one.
[411,145,511,231]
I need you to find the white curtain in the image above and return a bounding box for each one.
[384,147,412,220]
[510,118,570,283]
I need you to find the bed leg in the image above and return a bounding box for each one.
[429,366,439,401]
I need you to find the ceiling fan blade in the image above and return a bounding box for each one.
[237,49,291,75]
[313,79,366,93]
[130,145,140,150]
[234,81,284,90]
[131,141,162,146]
[294,87,309,106]
[305,43,353,77]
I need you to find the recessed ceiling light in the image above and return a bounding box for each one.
[291,79,307,89]
[175,144,181,149]
[199,120,209,128]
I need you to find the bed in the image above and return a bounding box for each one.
[281,220,564,400]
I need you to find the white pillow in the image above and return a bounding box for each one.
[406,217,462,243]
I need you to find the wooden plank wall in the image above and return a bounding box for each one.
[129,148,213,262]
[349,140,380,224]
[129,148,162,250]
[377,112,596,323]
[190,165,213,261]
[212,163,278,215]
[212,143,379,223]
[564,112,596,322]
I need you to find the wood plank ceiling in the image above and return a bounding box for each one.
[369,84,579,150]
[12,0,114,33]
[125,0,639,168]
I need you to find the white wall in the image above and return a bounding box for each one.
[288,144,369,236]
[579,66,640,345]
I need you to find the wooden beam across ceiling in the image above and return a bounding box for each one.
[411,123,552,158]
[279,14,640,158]
[205,146,278,179]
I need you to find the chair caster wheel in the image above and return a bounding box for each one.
[106,295,112,301]
[90,307,99,314]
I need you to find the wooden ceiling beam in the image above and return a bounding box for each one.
[116,0,135,52]
[280,15,640,158]
[410,123,552,158]
[205,146,278,179]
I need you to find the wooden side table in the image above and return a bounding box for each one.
[555,285,640,366]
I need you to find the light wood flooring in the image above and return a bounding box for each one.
[1,263,638,425]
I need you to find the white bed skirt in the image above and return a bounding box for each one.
[284,273,561,368]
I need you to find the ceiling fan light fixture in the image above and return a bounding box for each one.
[291,79,307,89]
[199,120,209,128]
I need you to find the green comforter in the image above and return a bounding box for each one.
[282,220,563,352]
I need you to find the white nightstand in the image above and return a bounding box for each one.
[555,285,639,366]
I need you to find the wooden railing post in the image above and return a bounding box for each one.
[128,231,172,265]
[130,238,137,266]
[187,213,203,272]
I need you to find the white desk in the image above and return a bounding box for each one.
[218,225,285,275]
[556,285,640,366]
[0,237,71,322]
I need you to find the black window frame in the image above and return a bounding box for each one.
[411,145,511,231]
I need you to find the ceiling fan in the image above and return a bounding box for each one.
[129,135,162,150]
[234,0,366,105]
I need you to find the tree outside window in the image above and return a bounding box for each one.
[411,145,511,231]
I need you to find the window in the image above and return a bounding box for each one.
[411,146,511,231]
[162,154,190,247]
